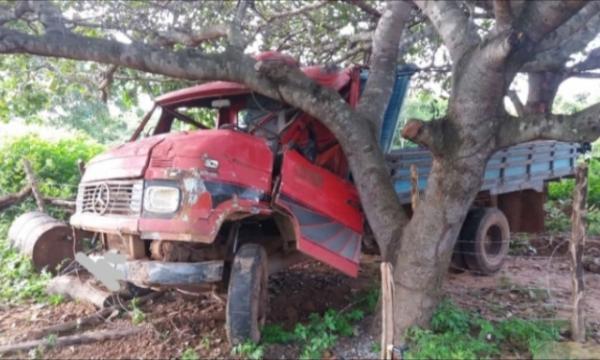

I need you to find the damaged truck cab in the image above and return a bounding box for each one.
[71,52,580,345]
[71,52,393,344]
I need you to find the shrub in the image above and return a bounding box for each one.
[405,300,561,359]
[548,158,600,207]
[0,133,104,304]
[0,133,104,198]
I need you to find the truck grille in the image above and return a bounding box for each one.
[76,180,143,216]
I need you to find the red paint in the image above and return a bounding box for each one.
[278,150,362,233]
[275,199,360,277]
[83,135,166,182]
[139,199,272,242]
[146,130,274,192]
[75,52,366,276]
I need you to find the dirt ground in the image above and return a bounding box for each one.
[1,236,600,359]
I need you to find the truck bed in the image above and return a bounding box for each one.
[386,141,580,204]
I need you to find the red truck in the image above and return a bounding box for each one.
[71,52,578,344]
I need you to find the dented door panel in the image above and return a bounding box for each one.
[275,150,363,277]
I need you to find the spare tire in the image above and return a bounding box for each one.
[226,243,268,345]
[460,208,510,275]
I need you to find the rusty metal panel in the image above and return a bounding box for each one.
[116,260,224,287]
[386,140,579,205]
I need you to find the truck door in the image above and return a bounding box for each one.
[275,149,363,277]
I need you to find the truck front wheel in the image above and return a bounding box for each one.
[460,208,510,275]
[226,243,268,345]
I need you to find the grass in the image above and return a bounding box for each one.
[231,341,264,360]
[180,348,200,360]
[0,205,63,305]
[252,292,562,360]
[254,288,378,359]
[404,299,562,359]
[545,199,600,236]
[129,297,146,325]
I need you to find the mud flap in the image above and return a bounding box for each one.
[275,150,363,277]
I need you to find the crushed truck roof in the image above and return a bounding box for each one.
[155,63,354,106]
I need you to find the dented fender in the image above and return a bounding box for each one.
[139,168,272,243]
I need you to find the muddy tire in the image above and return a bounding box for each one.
[460,208,510,275]
[449,250,467,273]
[226,244,268,345]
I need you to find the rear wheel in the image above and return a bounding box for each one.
[460,208,510,275]
[226,243,268,345]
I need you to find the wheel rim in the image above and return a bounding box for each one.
[483,224,504,259]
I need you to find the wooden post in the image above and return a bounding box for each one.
[380,262,394,360]
[410,164,420,212]
[570,163,588,342]
[23,159,45,212]
[77,159,86,176]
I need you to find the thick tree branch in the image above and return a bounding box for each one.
[25,0,67,34]
[155,25,229,47]
[229,0,249,51]
[357,0,413,133]
[498,102,600,147]
[572,48,600,73]
[342,0,382,19]
[414,0,480,62]
[400,118,448,155]
[493,0,513,33]
[517,0,588,43]
[522,2,600,73]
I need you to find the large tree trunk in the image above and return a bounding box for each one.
[390,155,487,341]
[525,71,562,114]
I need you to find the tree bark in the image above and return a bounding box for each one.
[27,291,162,340]
[23,159,45,212]
[391,156,488,342]
[0,327,144,355]
[570,163,588,342]
[524,71,562,114]
[0,186,31,212]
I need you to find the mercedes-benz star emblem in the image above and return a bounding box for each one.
[92,183,111,215]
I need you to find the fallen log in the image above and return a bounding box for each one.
[27,291,163,340]
[47,276,116,308]
[0,327,144,355]
[0,192,75,212]
[0,186,31,212]
[23,159,45,212]
[44,197,76,210]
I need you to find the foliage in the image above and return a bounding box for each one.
[393,89,449,149]
[130,298,146,325]
[546,149,600,236]
[0,133,103,304]
[0,206,61,304]
[405,300,561,359]
[0,133,104,197]
[0,55,187,144]
[180,348,200,360]
[545,199,600,236]
[548,158,600,208]
[231,341,264,360]
[260,289,375,359]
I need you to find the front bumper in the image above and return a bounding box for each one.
[116,260,224,287]
[71,175,272,244]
